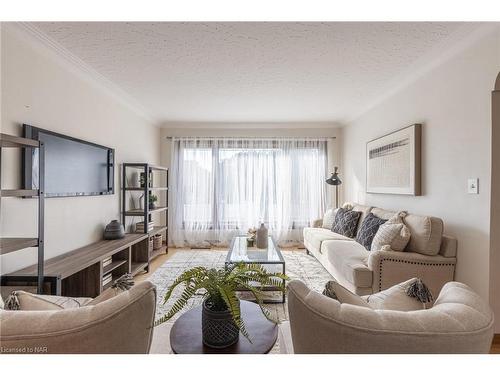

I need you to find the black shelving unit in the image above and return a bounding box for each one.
[0,133,45,294]
[122,163,168,271]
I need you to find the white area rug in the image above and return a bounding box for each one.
[148,249,332,321]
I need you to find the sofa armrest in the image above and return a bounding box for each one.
[367,250,456,297]
[311,219,323,228]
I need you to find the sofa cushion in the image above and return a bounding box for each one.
[371,207,444,256]
[332,208,361,238]
[323,240,372,287]
[352,204,374,235]
[303,227,352,252]
[322,208,338,229]
[370,207,396,220]
[356,213,387,250]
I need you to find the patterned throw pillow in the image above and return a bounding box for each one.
[321,208,338,229]
[331,208,362,238]
[355,213,387,250]
[371,211,411,251]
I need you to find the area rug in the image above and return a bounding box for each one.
[148,249,332,320]
[147,249,333,353]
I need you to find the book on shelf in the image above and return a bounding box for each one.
[102,274,113,287]
[102,256,113,268]
[136,221,154,232]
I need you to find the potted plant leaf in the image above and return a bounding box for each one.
[155,263,289,348]
[149,193,158,209]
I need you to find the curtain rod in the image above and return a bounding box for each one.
[164,136,336,140]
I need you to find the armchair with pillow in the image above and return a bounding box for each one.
[279,278,494,354]
[303,203,457,298]
[0,279,156,354]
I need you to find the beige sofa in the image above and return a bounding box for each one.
[303,203,457,297]
[0,281,156,354]
[279,280,494,354]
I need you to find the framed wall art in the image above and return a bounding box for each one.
[366,124,421,195]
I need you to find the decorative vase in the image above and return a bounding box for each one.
[103,220,125,240]
[246,238,254,247]
[256,223,268,249]
[202,299,240,348]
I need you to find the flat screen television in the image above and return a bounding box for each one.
[23,124,115,197]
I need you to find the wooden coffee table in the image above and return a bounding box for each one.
[169,300,278,354]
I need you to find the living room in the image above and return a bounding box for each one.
[1,0,500,372]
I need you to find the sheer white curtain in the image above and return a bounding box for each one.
[169,138,327,247]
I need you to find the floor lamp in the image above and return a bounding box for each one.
[326,166,342,208]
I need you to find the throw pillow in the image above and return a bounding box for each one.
[331,207,361,238]
[355,213,387,250]
[4,290,95,311]
[323,278,432,311]
[322,279,371,308]
[321,208,338,229]
[364,278,426,311]
[371,211,411,251]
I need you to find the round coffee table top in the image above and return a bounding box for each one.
[170,300,278,354]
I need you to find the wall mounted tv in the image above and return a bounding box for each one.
[23,124,115,197]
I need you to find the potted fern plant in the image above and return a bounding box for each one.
[155,263,288,349]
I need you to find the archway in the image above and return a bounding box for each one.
[489,72,500,335]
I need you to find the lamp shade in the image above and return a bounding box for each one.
[326,166,342,186]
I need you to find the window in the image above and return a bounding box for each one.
[170,138,328,246]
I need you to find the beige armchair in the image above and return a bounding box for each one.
[280,280,494,354]
[0,281,156,354]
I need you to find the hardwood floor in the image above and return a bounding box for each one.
[134,247,180,283]
[491,335,500,354]
[133,248,500,354]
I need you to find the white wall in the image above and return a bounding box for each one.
[0,25,161,274]
[342,29,500,316]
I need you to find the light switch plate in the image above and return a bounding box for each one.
[468,178,479,194]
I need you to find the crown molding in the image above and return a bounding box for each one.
[5,22,158,126]
[346,23,500,124]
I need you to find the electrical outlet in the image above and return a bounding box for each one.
[468,178,479,194]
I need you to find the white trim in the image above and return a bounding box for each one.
[4,22,158,126]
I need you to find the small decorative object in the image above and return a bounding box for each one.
[139,171,154,188]
[366,124,422,195]
[149,236,154,252]
[153,234,163,250]
[155,264,288,349]
[103,220,125,240]
[256,223,268,249]
[149,193,158,209]
[326,166,342,208]
[247,227,257,247]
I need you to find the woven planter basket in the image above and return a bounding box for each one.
[202,299,240,348]
[153,234,163,250]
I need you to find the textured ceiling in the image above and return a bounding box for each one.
[30,22,483,125]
